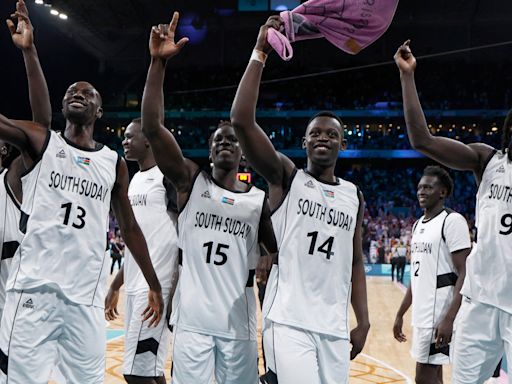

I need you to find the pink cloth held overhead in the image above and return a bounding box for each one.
[267,0,400,61]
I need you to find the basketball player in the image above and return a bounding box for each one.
[140,14,277,384]
[395,40,512,383]
[0,142,21,324]
[0,81,163,383]
[0,0,51,320]
[105,118,179,384]
[230,16,370,384]
[393,166,471,384]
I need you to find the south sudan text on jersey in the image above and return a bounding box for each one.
[488,183,512,204]
[129,194,147,207]
[194,211,252,239]
[410,241,433,254]
[48,171,109,202]
[297,198,354,231]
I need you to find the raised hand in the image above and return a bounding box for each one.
[394,40,416,75]
[254,15,284,54]
[6,0,34,51]
[149,12,189,60]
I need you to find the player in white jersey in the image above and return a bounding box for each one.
[0,73,164,384]
[231,17,370,384]
[0,145,21,323]
[393,166,471,383]
[0,0,51,320]
[396,41,512,383]
[140,14,277,384]
[105,118,179,384]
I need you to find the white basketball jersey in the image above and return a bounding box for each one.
[171,171,264,340]
[124,166,178,294]
[461,150,512,312]
[410,209,470,328]
[7,131,118,306]
[266,169,359,338]
[0,169,21,314]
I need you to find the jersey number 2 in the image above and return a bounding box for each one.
[61,202,86,229]
[413,261,420,277]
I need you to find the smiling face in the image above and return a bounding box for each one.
[417,175,446,210]
[62,81,103,124]
[303,116,346,167]
[122,121,148,162]
[209,124,242,171]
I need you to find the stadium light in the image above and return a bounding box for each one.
[59,13,68,20]
[50,9,59,15]
[35,0,44,4]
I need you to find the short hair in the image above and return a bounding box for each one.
[307,111,344,136]
[208,120,233,149]
[502,109,512,157]
[131,117,142,125]
[422,165,454,197]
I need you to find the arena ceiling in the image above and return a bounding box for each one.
[17,0,512,72]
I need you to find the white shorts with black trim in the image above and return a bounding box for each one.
[123,290,172,377]
[410,326,453,365]
[263,321,350,384]
[171,327,258,384]
[452,298,512,383]
[0,286,105,384]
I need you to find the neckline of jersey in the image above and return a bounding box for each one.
[61,132,104,152]
[303,168,340,186]
[209,172,253,194]
[139,165,158,173]
[421,207,446,223]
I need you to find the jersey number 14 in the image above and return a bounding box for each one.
[307,231,334,260]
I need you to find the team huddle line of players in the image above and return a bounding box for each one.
[0,4,510,384]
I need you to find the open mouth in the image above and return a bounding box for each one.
[69,101,87,108]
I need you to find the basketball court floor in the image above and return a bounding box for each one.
[100,275,445,383]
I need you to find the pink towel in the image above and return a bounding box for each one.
[267,0,400,61]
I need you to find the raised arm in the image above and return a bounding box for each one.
[350,190,370,360]
[7,0,51,128]
[230,17,295,187]
[111,158,163,326]
[0,115,46,156]
[141,13,197,193]
[395,41,493,179]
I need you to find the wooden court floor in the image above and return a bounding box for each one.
[99,275,450,383]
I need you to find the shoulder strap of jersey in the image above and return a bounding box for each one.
[481,148,498,176]
[441,209,453,243]
[178,167,203,214]
[270,167,298,214]
[412,219,420,234]
[163,176,178,214]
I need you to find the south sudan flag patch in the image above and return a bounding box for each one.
[221,196,235,205]
[75,156,91,166]
[323,189,334,198]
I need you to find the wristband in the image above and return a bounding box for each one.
[250,49,268,66]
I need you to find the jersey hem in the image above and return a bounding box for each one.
[266,317,347,339]
[173,324,256,341]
